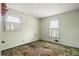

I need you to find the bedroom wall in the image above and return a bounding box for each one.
[40,10,79,48]
[0,3,1,55]
[0,14,1,55]
[1,8,40,50]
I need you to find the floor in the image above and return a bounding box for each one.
[2,40,79,56]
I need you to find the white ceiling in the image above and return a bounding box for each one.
[7,3,79,18]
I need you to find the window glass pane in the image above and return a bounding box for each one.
[49,20,59,28]
[5,16,21,31]
[6,16,20,23]
[6,23,10,30]
[11,24,14,30]
[49,20,59,38]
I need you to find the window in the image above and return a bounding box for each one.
[49,20,59,38]
[5,16,21,31]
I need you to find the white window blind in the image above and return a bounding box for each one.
[49,20,59,38]
[6,16,20,23]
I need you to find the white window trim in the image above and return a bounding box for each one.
[5,15,21,32]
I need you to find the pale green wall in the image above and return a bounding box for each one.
[0,4,1,55]
[1,9,40,50]
[0,14,1,51]
[40,10,79,48]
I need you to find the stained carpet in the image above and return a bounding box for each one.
[2,40,79,56]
